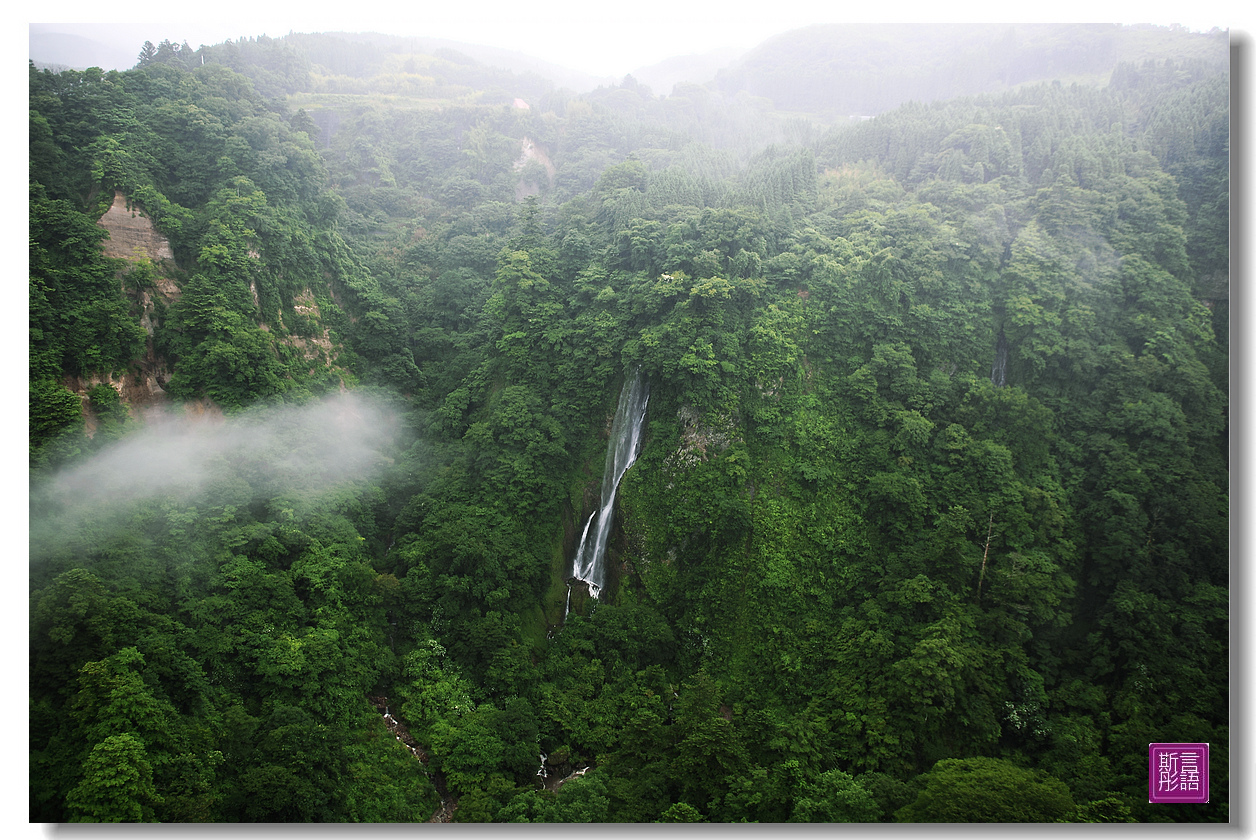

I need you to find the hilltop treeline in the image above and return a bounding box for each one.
[29,24,1227,823]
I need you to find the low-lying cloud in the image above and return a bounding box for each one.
[30,391,403,555]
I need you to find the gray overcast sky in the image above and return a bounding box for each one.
[28,0,1238,80]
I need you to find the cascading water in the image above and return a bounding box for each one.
[990,329,1009,387]
[566,511,596,617]
[568,370,650,607]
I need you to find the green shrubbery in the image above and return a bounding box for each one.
[29,28,1227,822]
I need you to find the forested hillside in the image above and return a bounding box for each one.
[29,23,1228,823]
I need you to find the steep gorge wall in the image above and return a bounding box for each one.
[98,192,176,264]
[81,193,346,432]
[67,193,182,430]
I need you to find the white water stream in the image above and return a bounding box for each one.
[568,371,649,607]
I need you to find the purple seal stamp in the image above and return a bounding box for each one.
[1149,743,1209,803]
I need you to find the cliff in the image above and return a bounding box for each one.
[66,193,183,429]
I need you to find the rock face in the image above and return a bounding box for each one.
[513,137,556,200]
[283,289,338,369]
[67,192,183,426]
[97,193,175,264]
[79,192,344,430]
[668,404,738,471]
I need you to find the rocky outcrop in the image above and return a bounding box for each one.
[61,370,174,437]
[514,137,556,200]
[67,193,183,427]
[87,192,344,424]
[667,404,739,471]
[97,193,176,264]
[283,289,338,370]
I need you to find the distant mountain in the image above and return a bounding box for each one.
[29,30,140,72]
[406,37,610,93]
[28,26,607,93]
[628,47,748,97]
[280,30,606,94]
[711,22,1229,117]
[31,21,1228,107]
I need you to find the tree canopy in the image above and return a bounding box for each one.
[29,23,1227,823]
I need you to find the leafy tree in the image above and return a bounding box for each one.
[28,26,1228,826]
[895,757,1076,822]
[790,768,881,822]
[65,734,162,822]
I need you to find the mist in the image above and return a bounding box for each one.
[29,392,404,559]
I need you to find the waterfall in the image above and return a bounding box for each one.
[563,511,594,619]
[991,329,1009,387]
[570,370,650,600]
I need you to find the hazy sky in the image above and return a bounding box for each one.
[28,0,1238,79]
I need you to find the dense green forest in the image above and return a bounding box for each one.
[29,23,1229,823]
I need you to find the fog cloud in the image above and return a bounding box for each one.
[30,392,403,554]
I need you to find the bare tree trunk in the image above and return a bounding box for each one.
[977,513,994,601]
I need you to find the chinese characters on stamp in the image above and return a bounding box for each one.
[1148,743,1209,804]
